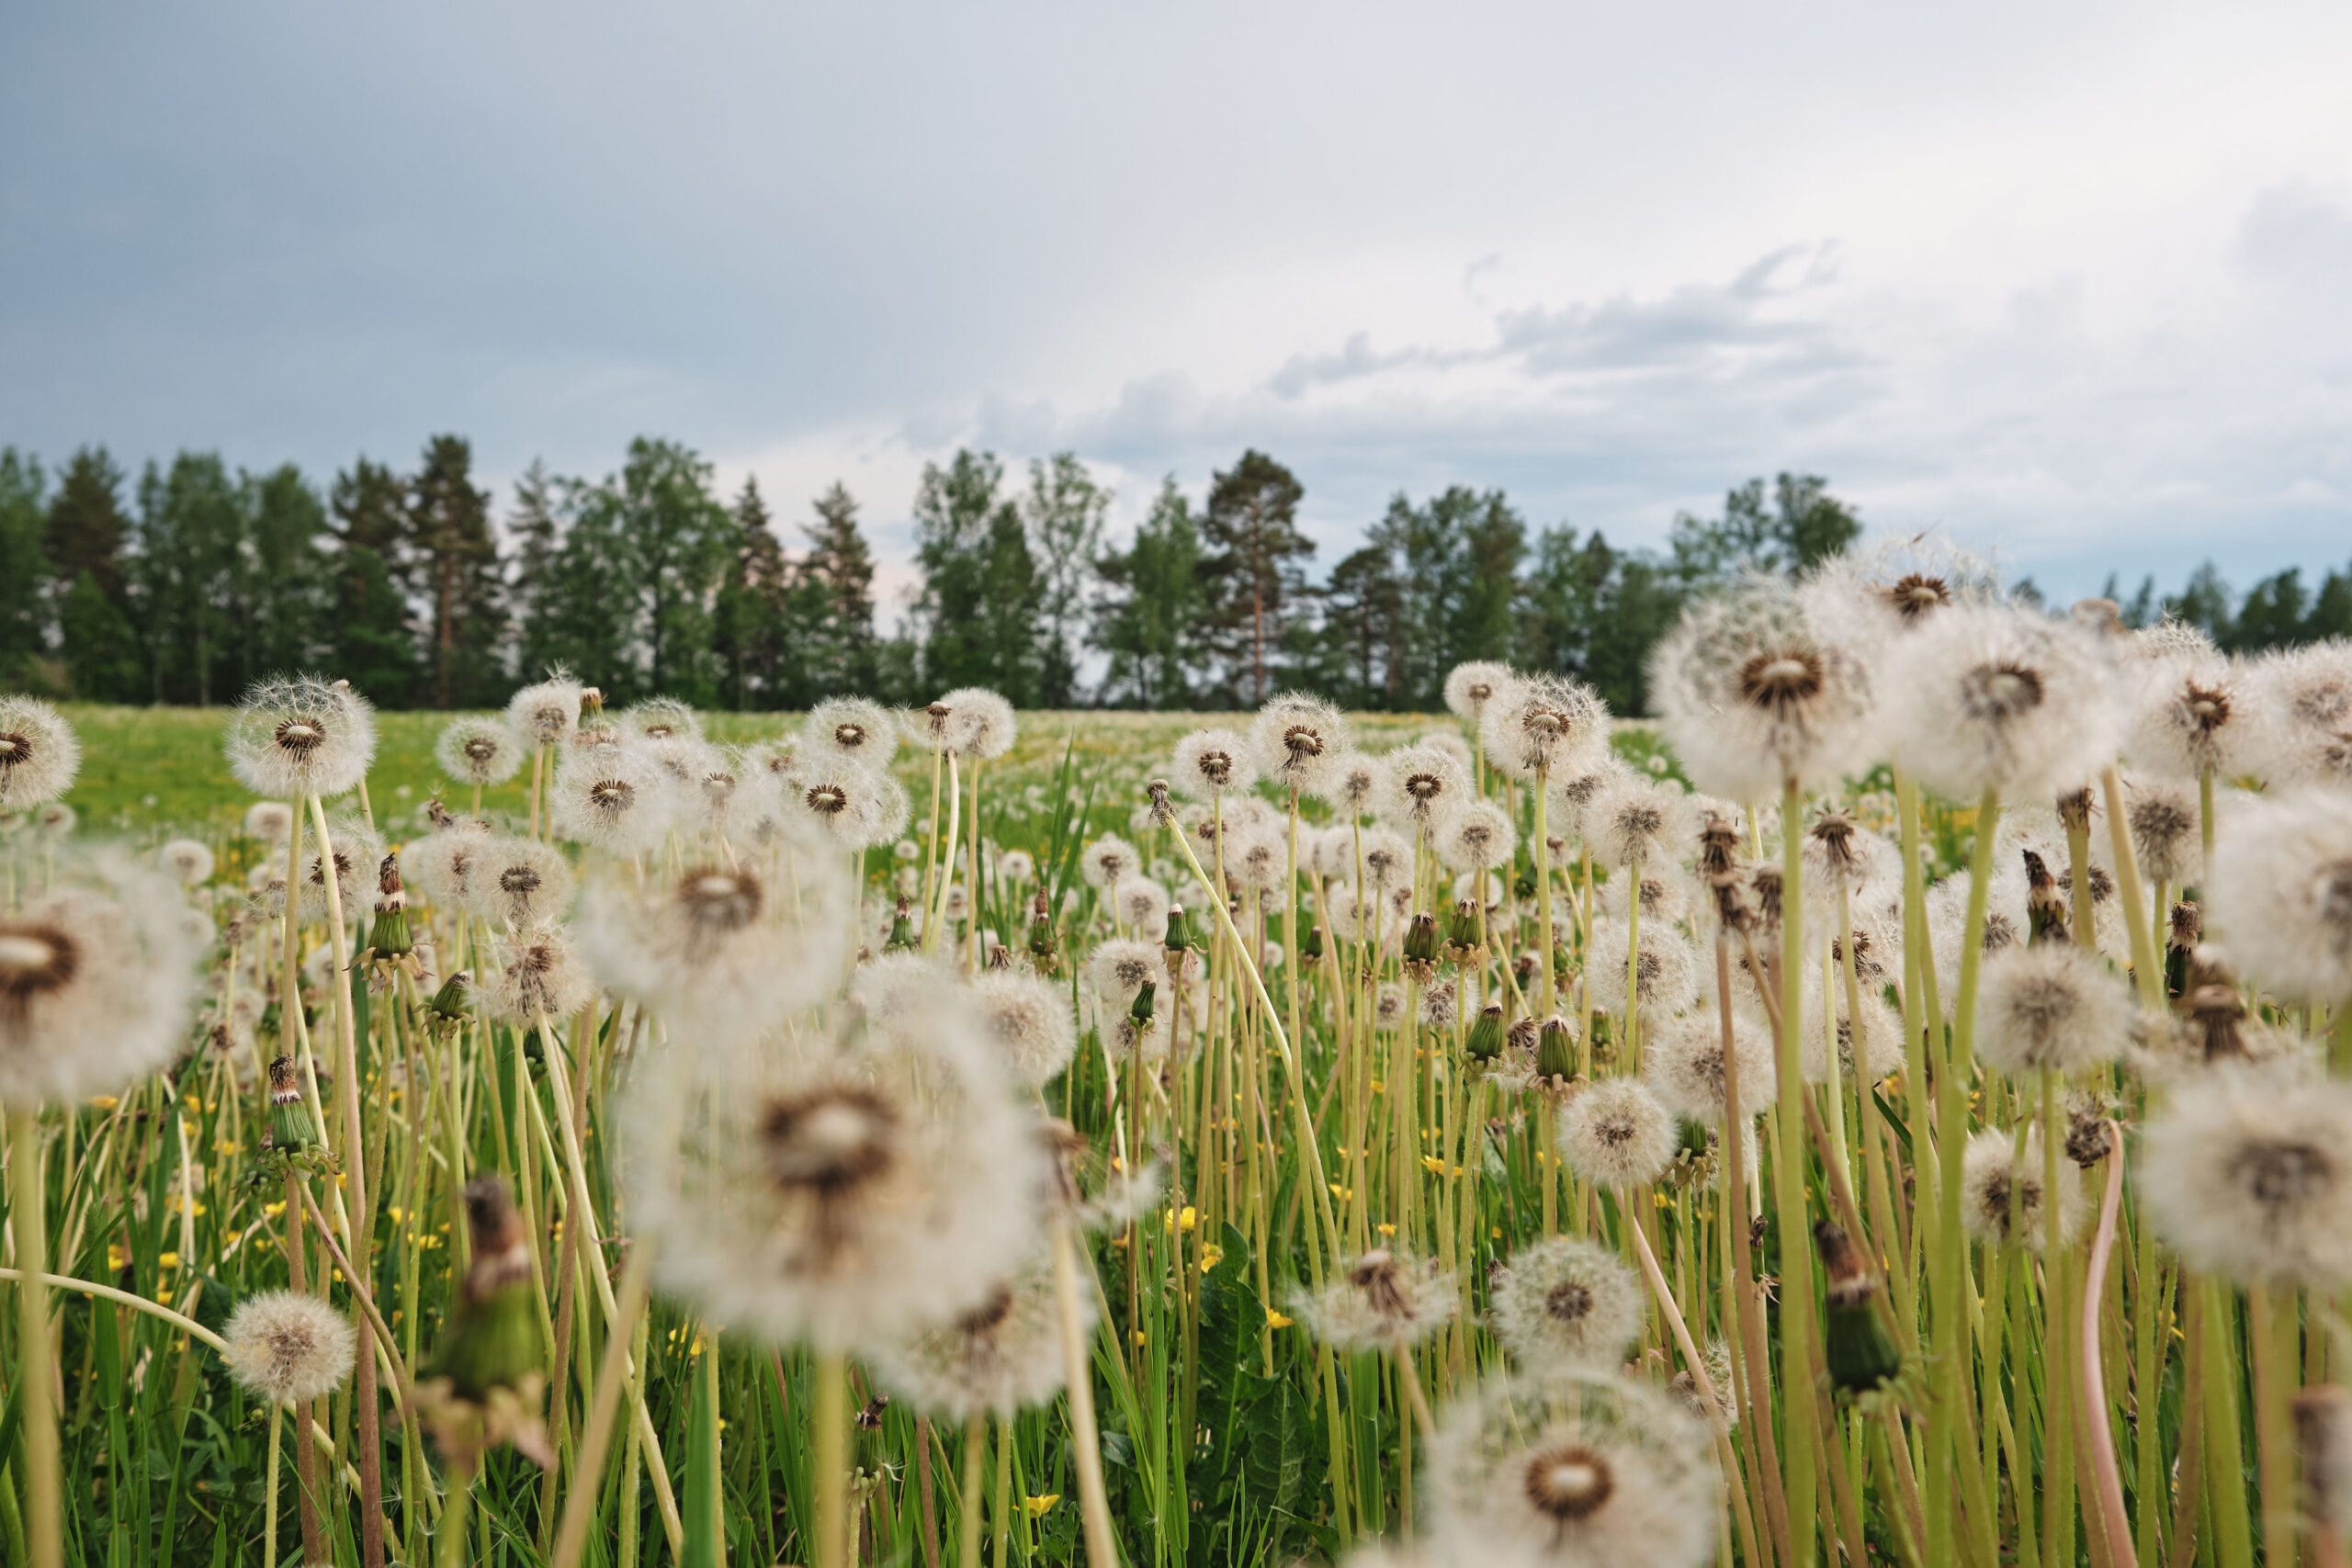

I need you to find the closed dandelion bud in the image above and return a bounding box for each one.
[368,854,414,958]
[265,1055,313,1154]
[1465,1004,1506,1065]
[2021,849,2070,944]
[1163,904,1193,956]
[427,971,470,1021]
[886,897,917,953]
[1535,1014,1577,1083]
[2165,901,2200,1000]
[1513,861,1538,901]
[1750,865,1784,932]
[1026,891,1058,974]
[1128,978,1157,1027]
[1445,898,1482,962]
[2296,1386,2352,1530]
[1815,1221,1900,1394]
[1298,920,1323,969]
[1403,912,1441,979]
[431,1179,542,1399]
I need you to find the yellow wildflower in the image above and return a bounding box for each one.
[1023,1495,1061,1519]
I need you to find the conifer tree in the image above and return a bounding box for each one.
[1199,449,1312,705]
[409,435,505,705]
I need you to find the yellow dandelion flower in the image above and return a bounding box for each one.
[1023,1495,1060,1519]
[87,1096,119,1111]
[1264,1309,1294,1329]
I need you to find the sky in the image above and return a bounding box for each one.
[5,1,2350,620]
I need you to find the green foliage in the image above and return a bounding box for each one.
[1095,478,1204,708]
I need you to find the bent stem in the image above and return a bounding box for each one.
[2080,1124,2136,1568]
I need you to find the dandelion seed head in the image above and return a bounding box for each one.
[1480,672,1609,783]
[222,1290,356,1405]
[2207,790,2352,1003]
[1438,800,1516,874]
[1428,1369,1718,1568]
[299,815,385,923]
[1250,693,1349,798]
[243,801,294,843]
[1086,939,1166,1010]
[934,687,1019,761]
[1559,1077,1676,1189]
[1588,773,1692,874]
[548,743,674,858]
[1112,877,1171,941]
[1298,1250,1458,1352]
[1973,940,2132,1077]
[1444,661,1518,722]
[1327,751,1390,818]
[1654,581,1873,800]
[1080,833,1140,892]
[2254,641,2352,786]
[869,1257,1073,1420]
[968,970,1079,1089]
[2141,1075,2352,1288]
[1961,1129,2087,1251]
[482,924,594,1024]
[582,855,847,1038]
[505,671,582,748]
[228,677,378,800]
[1645,1009,1776,1128]
[465,835,572,929]
[795,761,910,851]
[619,697,701,744]
[160,839,214,887]
[1170,728,1258,800]
[435,716,526,788]
[1584,920,1698,1024]
[1489,1235,1645,1372]
[807,696,900,769]
[2130,653,2267,782]
[0,697,80,812]
[1360,828,1413,894]
[1380,741,1469,834]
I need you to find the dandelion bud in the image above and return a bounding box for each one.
[1464,1004,1506,1065]
[2021,849,2070,944]
[580,687,604,717]
[2165,900,2201,998]
[1026,891,1059,975]
[1402,913,1441,980]
[886,897,917,953]
[2296,1386,2352,1530]
[1445,898,1483,964]
[264,1055,313,1154]
[1163,904,1193,956]
[426,971,470,1021]
[1815,1220,1900,1394]
[1299,921,1324,969]
[1127,978,1157,1027]
[1535,1014,1577,1084]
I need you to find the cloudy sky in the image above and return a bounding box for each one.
[6,1,2349,616]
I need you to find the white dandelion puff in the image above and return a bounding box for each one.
[299,816,385,924]
[1559,1077,1677,1190]
[481,924,595,1024]
[465,835,574,930]
[1080,834,1141,892]
[243,801,295,843]
[1444,660,1519,723]
[1480,672,1610,783]
[1961,1128,2087,1251]
[2129,652,2268,784]
[1973,940,2133,1078]
[1170,728,1259,800]
[1586,773,1692,874]
[868,1258,1075,1421]
[505,670,582,748]
[1651,579,1874,800]
[1645,1009,1777,1128]
[618,696,701,743]
[228,676,378,801]
[806,696,900,769]
[1490,1235,1645,1372]
[1437,800,1516,874]
[934,687,1018,761]
[968,970,1079,1089]
[404,818,492,911]
[2141,1074,2352,1289]
[221,1291,357,1405]
[1250,693,1349,799]
[159,839,215,887]
[796,762,911,852]
[582,857,848,1038]
[2205,790,2352,1004]
[0,696,80,811]
[434,715,526,788]
[548,745,674,858]
[1296,1249,1458,1352]
[1380,741,1470,835]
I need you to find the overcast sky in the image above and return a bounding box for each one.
[5,1,2349,616]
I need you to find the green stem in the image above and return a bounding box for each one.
[1050,1213,1118,1568]
[959,1415,985,1568]
[5,1107,57,1568]
[816,1352,848,1568]
[1938,787,2001,1566]
[436,1469,475,1568]
[265,1403,282,1568]
[1776,777,1821,1568]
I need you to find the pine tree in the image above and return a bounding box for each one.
[43,447,131,607]
[804,482,878,693]
[130,454,243,705]
[238,464,330,689]
[1198,450,1312,705]
[409,435,506,705]
[506,460,569,682]
[911,450,1042,703]
[330,457,422,706]
[0,450,52,686]
[713,477,788,710]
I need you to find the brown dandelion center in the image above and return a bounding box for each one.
[643,723,675,739]
[0,922,77,1007]
[518,943,556,976]
[834,722,867,749]
[1889,573,1951,617]
[463,737,500,763]
[1982,912,2019,953]
[1633,951,1660,992]
[499,865,542,897]
[956,1284,1016,1337]
[1113,954,1154,990]
[2313,861,2352,930]
[1738,650,1826,713]
[1959,660,2045,721]
[1979,1170,2041,1229]
[1596,1113,1638,1147]
[589,779,635,813]
[2181,682,2233,732]
[274,717,326,755]
[309,851,352,886]
[2293,682,2352,728]
[1523,1443,1615,1522]
[1283,724,1326,761]
[0,731,28,767]
[1544,1280,1593,1323]
[1195,749,1233,784]
[1524,704,1572,739]
[924,703,952,734]
[2234,1140,2335,1211]
[528,704,567,733]
[1467,681,1494,703]
[679,868,762,932]
[1406,771,1444,802]
[806,783,851,816]
[1348,1250,1411,1317]
[759,1086,899,1196]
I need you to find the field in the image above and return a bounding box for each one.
[2,649,2344,1568]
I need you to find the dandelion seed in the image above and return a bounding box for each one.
[299,815,385,925]
[582,857,848,1038]
[795,761,910,851]
[1086,939,1167,1012]
[1381,741,1469,835]
[1645,1010,1776,1128]
[222,1291,356,1405]
[1080,834,1141,892]
[1584,921,1698,1026]
[1490,1235,1645,1372]
[1444,660,1519,724]
[969,969,1079,1089]
[1973,940,2132,1078]
[466,836,572,929]
[2205,789,2352,1004]
[1587,773,1691,874]
[1112,877,1171,942]
[2130,651,2267,784]
[159,839,215,887]
[619,697,701,744]
[2255,640,2352,787]
[482,925,594,1024]
[2123,774,2201,888]
[548,744,673,859]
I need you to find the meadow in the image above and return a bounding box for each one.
[4,570,2351,1568]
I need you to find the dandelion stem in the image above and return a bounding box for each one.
[1774,777,1823,1568]
[2080,1122,2137,1568]
[265,1400,283,1568]
[958,1415,985,1568]
[1050,1213,1120,1568]
[815,1351,848,1568]
[4,1107,60,1568]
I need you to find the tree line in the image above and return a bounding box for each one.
[2,435,2346,713]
